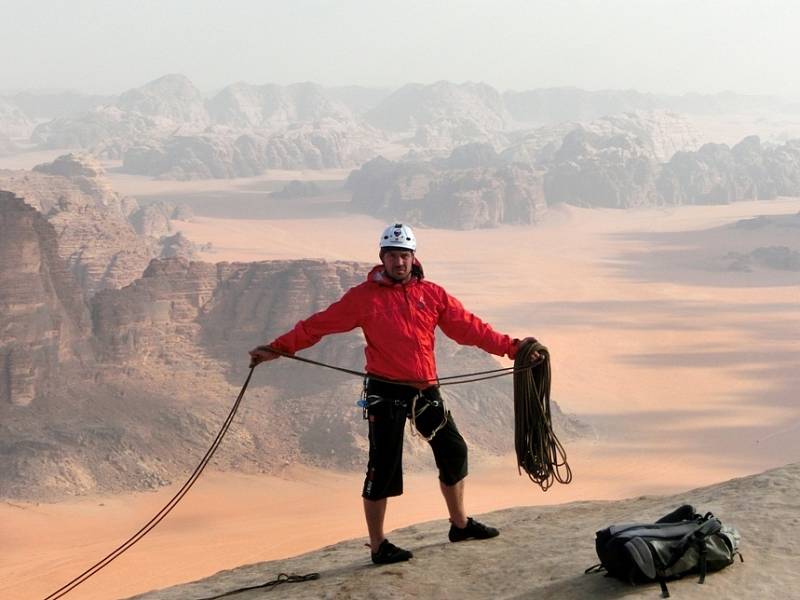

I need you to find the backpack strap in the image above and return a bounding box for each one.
[658,578,670,598]
[698,538,708,584]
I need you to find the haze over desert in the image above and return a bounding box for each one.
[3,3,800,599]
[2,165,798,598]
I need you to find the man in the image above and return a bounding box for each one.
[249,223,534,564]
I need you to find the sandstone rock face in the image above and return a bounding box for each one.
[117,73,210,129]
[504,111,702,167]
[261,119,384,169]
[543,127,660,208]
[0,192,93,406]
[31,105,160,151]
[349,153,545,229]
[657,137,800,205]
[207,81,352,130]
[129,199,192,238]
[121,120,385,178]
[0,155,162,295]
[123,135,249,180]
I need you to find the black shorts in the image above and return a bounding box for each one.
[361,377,468,501]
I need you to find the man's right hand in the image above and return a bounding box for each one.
[511,337,543,363]
[249,345,280,368]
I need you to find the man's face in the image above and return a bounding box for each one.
[381,249,414,282]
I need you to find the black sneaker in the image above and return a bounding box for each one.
[371,539,413,564]
[448,517,500,542]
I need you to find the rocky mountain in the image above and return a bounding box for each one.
[0,97,34,139]
[207,81,352,130]
[325,85,394,115]
[366,81,511,133]
[116,73,210,129]
[31,105,161,152]
[0,192,93,407]
[122,120,386,179]
[348,151,545,229]
[122,134,262,180]
[260,119,385,169]
[29,76,208,154]
[543,127,660,209]
[0,154,190,294]
[504,111,703,166]
[0,252,584,499]
[351,130,800,224]
[657,136,800,205]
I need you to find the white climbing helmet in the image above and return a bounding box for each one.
[379,223,417,251]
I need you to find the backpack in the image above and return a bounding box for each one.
[585,504,742,598]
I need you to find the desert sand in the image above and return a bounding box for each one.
[2,170,798,600]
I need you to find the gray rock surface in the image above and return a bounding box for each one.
[130,462,799,600]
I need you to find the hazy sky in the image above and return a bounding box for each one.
[2,0,799,97]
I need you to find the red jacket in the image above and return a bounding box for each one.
[269,263,517,386]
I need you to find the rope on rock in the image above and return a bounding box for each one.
[42,367,256,600]
[196,572,321,599]
[513,340,572,491]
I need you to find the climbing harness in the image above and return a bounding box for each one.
[409,391,448,441]
[46,341,571,599]
[512,340,572,491]
[359,383,449,442]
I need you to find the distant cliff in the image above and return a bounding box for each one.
[349,134,800,228]
[349,149,546,230]
[0,154,192,294]
[0,192,93,407]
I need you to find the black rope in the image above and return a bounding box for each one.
[196,572,321,600]
[513,340,572,491]
[256,345,535,386]
[42,367,256,600]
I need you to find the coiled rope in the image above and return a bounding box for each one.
[45,343,571,599]
[513,340,572,491]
